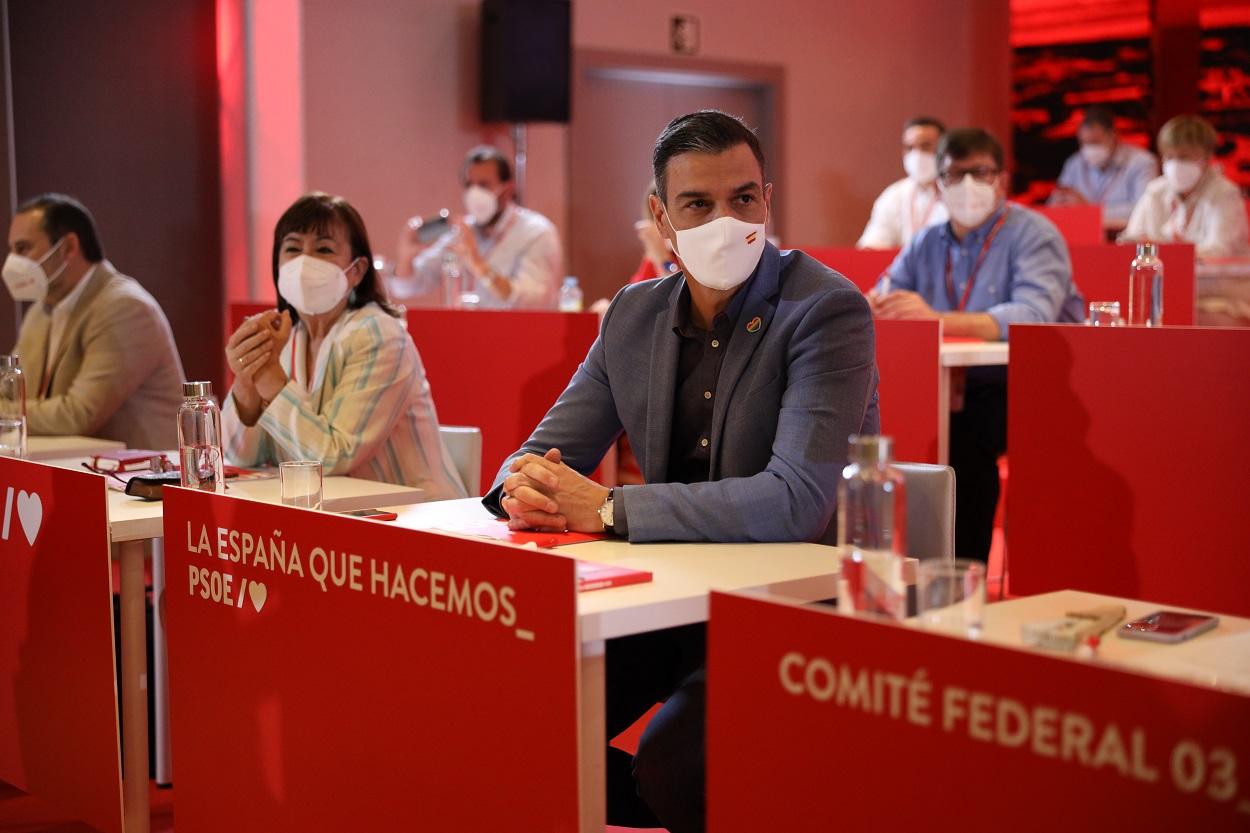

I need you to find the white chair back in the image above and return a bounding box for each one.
[439,425,482,496]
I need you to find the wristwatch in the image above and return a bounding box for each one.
[597,488,615,533]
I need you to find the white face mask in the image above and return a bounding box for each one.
[903,150,938,184]
[1163,159,1205,194]
[941,175,999,229]
[463,185,499,225]
[1080,143,1112,168]
[278,255,353,316]
[667,210,767,292]
[2,238,68,302]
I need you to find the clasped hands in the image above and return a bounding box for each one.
[225,309,293,423]
[501,448,610,533]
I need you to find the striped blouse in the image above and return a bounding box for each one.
[222,303,467,501]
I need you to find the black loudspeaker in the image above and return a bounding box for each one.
[480,0,570,123]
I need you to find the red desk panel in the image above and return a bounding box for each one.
[873,319,942,464]
[164,489,580,833]
[0,460,121,833]
[1008,324,1250,614]
[708,591,1250,832]
[798,247,898,293]
[1035,204,1104,246]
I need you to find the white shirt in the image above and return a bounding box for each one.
[857,177,948,250]
[44,263,96,370]
[1121,166,1250,259]
[401,203,562,309]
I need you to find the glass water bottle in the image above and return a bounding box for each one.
[1128,242,1164,327]
[177,381,225,493]
[0,355,27,458]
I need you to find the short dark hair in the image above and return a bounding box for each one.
[937,127,1005,170]
[271,192,399,325]
[16,193,105,262]
[460,145,512,184]
[1080,106,1116,132]
[904,115,946,135]
[652,110,766,204]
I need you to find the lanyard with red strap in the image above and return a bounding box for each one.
[1166,196,1195,241]
[944,207,1011,312]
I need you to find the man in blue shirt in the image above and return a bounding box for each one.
[870,127,1084,561]
[1049,107,1158,234]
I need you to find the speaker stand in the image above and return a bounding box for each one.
[511,122,528,205]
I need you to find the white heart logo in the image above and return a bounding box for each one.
[248,581,268,613]
[16,491,42,546]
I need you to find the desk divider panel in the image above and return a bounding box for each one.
[707,591,1250,832]
[0,459,122,833]
[798,246,898,293]
[873,318,942,464]
[163,488,580,832]
[1035,204,1104,246]
[1008,324,1250,613]
[228,303,600,494]
[1068,243,1195,325]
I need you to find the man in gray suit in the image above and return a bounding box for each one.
[4,194,185,449]
[484,111,878,833]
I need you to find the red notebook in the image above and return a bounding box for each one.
[576,561,653,592]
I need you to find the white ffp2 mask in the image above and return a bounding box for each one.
[669,212,766,292]
[2,238,68,302]
[463,186,499,225]
[278,255,352,316]
[1163,159,1205,194]
[903,150,938,184]
[941,175,999,229]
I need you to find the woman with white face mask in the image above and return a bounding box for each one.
[1121,114,1250,258]
[221,192,467,499]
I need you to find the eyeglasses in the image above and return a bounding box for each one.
[938,166,1001,187]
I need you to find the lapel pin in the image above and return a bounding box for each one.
[746,316,762,333]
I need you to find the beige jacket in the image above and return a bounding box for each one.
[12,261,185,449]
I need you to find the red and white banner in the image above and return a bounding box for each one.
[162,487,581,832]
[707,591,1250,832]
[0,458,121,833]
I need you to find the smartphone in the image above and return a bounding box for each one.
[342,508,399,521]
[412,210,452,244]
[1117,610,1219,644]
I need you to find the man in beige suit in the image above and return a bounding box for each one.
[3,194,184,449]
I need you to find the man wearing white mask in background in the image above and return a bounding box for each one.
[391,145,561,308]
[869,127,1084,563]
[1049,106,1158,234]
[1121,114,1250,258]
[481,110,879,833]
[4,193,184,448]
[856,116,949,249]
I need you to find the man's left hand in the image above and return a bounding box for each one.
[874,290,938,320]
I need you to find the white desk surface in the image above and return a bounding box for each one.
[385,497,842,642]
[40,456,424,543]
[979,589,1250,696]
[939,340,1009,368]
[26,434,126,461]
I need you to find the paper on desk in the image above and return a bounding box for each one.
[432,517,608,549]
[1127,630,1250,696]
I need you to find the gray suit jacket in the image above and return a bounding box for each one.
[485,244,879,544]
[13,261,186,449]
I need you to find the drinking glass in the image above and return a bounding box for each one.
[280,460,323,509]
[916,559,986,637]
[1087,301,1123,327]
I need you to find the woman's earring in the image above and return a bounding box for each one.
[348,288,359,305]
